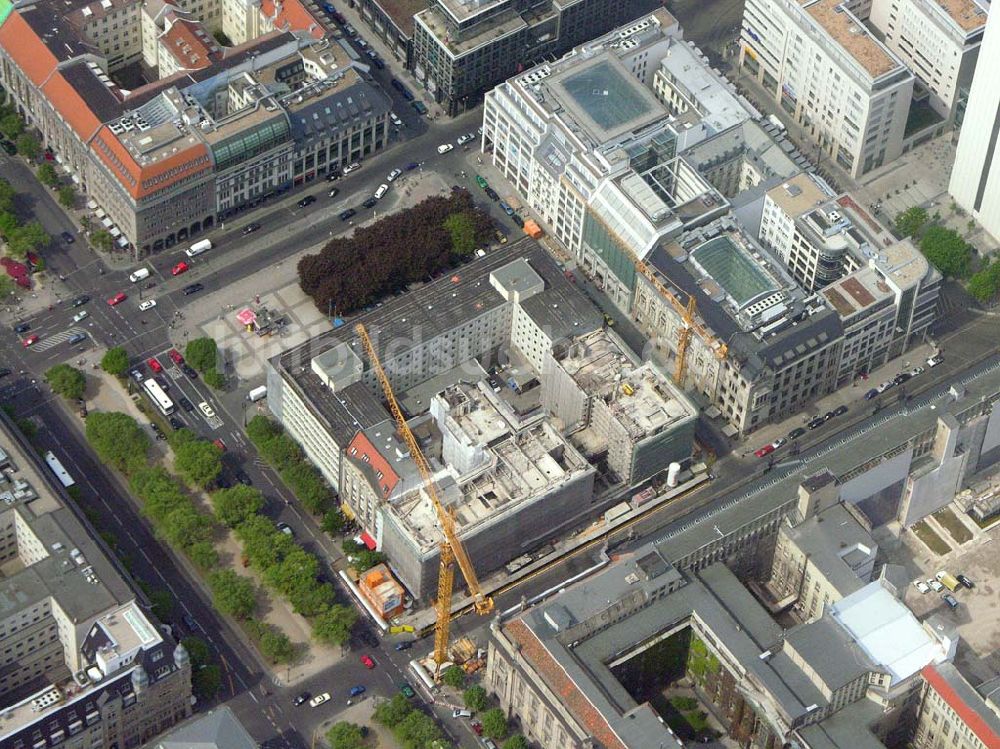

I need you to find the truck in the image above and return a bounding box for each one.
[185,239,212,258]
[247,385,268,402]
[935,571,961,592]
[128,267,151,283]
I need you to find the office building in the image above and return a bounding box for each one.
[412,0,660,115]
[0,417,192,749]
[353,0,423,65]
[868,0,987,121]
[739,0,914,177]
[541,329,698,485]
[0,0,390,257]
[949,5,1000,243]
[913,663,1000,749]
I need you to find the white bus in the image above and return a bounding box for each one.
[44,451,75,488]
[143,378,175,415]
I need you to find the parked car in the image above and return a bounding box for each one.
[452,709,472,719]
[472,722,484,736]
[832,404,849,417]
[172,261,189,276]
[235,471,252,486]
[942,593,959,610]
[788,427,806,440]
[807,415,826,429]
[154,376,170,392]
[754,444,775,458]
[168,349,184,365]
[340,208,356,221]
[823,410,837,421]
[169,416,184,430]
[374,183,389,200]
[928,579,944,592]
[60,231,75,244]
[927,353,944,367]
[387,168,402,182]
[73,310,88,322]
[349,685,366,697]
[913,580,930,594]
[213,438,226,452]
[147,357,163,374]
[297,195,316,208]
[328,187,340,198]
[910,366,925,377]
[139,299,157,311]
[389,112,403,127]
[293,692,311,706]
[107,292,127,306]
[956,574,975,589]
[277,522,293,536]
[183,283,204,295]
[457,133,475,145]
[395,641,412,651]
[362,196,377,209]
[130,369,145,384]
[893,372,912,385]
[360,654,375,669]
[437,143,454,154]
[495,230,507,244]
[14,322,29,334]
[342,162,361,174]
[242,222,261,235]
[399,682,415,699]
[71,295,90,307]
[864,388,879,400]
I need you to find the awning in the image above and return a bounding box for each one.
[95,208,106,218]
[116,237,129,248]
[360,532,377,550]
[101,217,113,228]
[236,308,257,326]
[109,227,121,237]
[86,200,97,209]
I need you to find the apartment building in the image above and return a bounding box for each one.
[739,0,914,177]
[412,0,660,115]
[913,663,1000,749]
[0,419,192,749]
[0,0,389,257]
[869,0,987,121]
[949,5,1000,243]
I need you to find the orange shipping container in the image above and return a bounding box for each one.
[523,219,543,239]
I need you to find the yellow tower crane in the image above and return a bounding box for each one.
[354,323,494,670]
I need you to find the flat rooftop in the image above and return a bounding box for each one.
[658,39,749,135]
[766,173,833,217]
[822,267,894,316]
[804,0,901,78]
[370,0,426,35]
[933,0,988,32]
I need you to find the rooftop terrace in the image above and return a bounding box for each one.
[804,0,901,78]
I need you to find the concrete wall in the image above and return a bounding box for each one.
[839,447,913,526]
[899,455,967,527]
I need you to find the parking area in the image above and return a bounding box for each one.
[878,515,1000,683]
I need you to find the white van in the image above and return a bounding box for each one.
[374,183,389,200]
[129,267,151,283]
[247,385,267,403]
[185,239,212,258]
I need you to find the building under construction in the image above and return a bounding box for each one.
[542,329,697,485]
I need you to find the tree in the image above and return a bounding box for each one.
[209,569,256,619]
[58,185,76,208]
[373,694,412,728]
[259,433,302,471]
[312,604,358,646]
[45,364,85,400]
[502,737,528,749]
[280,461,332,513]
[7,221,49,258]
[148,588,174,621]
[0,211,17,239]
[181,636,211,669]
[101,346,130,376]
[258,628,295,663]
[444,212,477,256]
[193,664,222,700]
[463,685,488,712]
[920,226,972,277]
[0,114,23,141]
[246,414,283,444]
[0,275,14,300]
[288,580,335,617]
[203,368,226,389]
[326,722,367,749]
[441,665,466,689]
[321,508,347,535]
[187,540,219,570]
[263,547,319,595]
[185,337,219,372]
[37,162,59,187]
[211,485,264,527]
[0,178,15,213]
[161,506,214,549]
[396,710,442,749]
[91,229,113,252]
[481,708,508,740]
[967,260,1000,303]
[15,133,39,161]
[893,206,928,238]
[85,411,149,474]
[174,439,223,489]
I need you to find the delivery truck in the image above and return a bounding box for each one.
[185,239,212,257]
[935,571,961,592]
[247,385,268,402]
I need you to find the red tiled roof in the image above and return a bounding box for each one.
[260,0,325,39]
[347,431,400,497]
[0,12,60,86]
[41,72,104,141]
[161,18,216,70]
[921,666,1000,748]
[505,619,628,749]
[91,126,212,200]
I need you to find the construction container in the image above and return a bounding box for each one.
[358,564,405,618]
[523,219,543,239]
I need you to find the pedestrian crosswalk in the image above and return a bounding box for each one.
[32,328,87,352]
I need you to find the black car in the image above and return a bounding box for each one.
[293,692,311,707]
[893,372,912,385]
[297,195,317,208]
[956,574,975,589]
[155,376,170,392]
[832,404,849,417]
[242,222,261,235]
[183,283,204,295]
[14,322,30,334]
[328,187,340,198]
[182,364,198,379]
[362,196,377,208]
[130,368,145,384]
[340,208,356,221]
[864,388,879,400]
[788,427,806,440]
[150,423,166,441]
[71,295,90,307]
[235,471,253,486]
[326,170,341,181]
[807,415,826,430]
[823,410,836,421]
[181,613,197,631]
[485,187,499,201]
[60,231,75,244]
[394,641,413,651]
[178,396,195,412]
[0,368,11,378]
[168,416,184,429]
[405,162,420,171]
[0,140,15,155]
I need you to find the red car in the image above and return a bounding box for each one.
[107,292,127,306]
[213,438,226,452]
[171,261,189,276]
[754,444,775,459]
[360,654,375,669]
[147,357,163,373]
[22,334,38,347]
[472,722,483,736]
[168,348,184,365]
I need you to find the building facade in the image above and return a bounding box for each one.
[949,4,1000,243]
[739,0,914,177]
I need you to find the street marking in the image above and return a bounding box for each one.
[31,327,87,352]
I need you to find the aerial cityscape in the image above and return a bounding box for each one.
[0,0,998,743]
